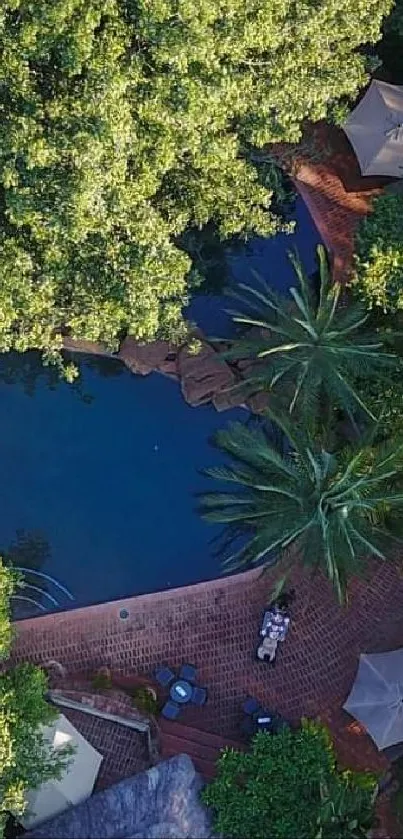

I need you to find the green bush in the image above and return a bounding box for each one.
[130,687,158,716]
[352,193,403,313]
[0,665,72,834]
[0,561,17,659]
[202,720,377,839]
[355,362,403,440]
[0,559,71,837]
[91,671,113,692]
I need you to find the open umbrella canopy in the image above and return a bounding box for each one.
[343,650,403,750]
[343,80,403,176]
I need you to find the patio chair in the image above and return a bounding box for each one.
[190,686,207,706]
[154,665,175,688]
[161,700,180,720]
[242,696,261,716]
[179,663,197,684]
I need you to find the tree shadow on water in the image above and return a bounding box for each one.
[0,349,127,403]
[2,530,74,618]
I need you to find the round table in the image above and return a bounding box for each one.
[170,679,192,704]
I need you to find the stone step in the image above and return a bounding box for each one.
[159,719,244,752]
[159,720,245,780]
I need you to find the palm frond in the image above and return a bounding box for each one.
[200,411,403,603]
[221,244,398,422]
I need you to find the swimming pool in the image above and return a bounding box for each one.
[1,196,320,618]
[1,352,248,617]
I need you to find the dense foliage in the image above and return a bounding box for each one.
[355,356,403,442]
[378,0,403,81]
[0,562,16,659]
[0,664,69,834]
[0,561,70,836]
[0,0,392,373]
[220,245,396,422]
[200,410,403,601]
[202,720,377,839]
[352,193,403,313]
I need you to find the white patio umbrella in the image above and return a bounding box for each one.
[19,713,103,830]
[343,79,403,176]
[343,649,403,750]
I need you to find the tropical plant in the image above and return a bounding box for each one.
[0,559,71,837]
[0,0,392,374]
[220,245,397,424]
[200,411,403,601]
[202,720,377,839]
[352,193,403,314]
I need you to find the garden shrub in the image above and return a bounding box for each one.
[202,720,377,839]
[0,560,71,837]
[352,193,403,313]
[130,687,158,716]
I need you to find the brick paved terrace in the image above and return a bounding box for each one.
[11,559,403,775]
[276,121,395,284]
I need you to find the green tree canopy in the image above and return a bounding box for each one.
[0,0,392,372]
[203,721,377,839]
[0,561,71,836]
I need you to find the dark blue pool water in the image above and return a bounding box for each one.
[0,354,247,617]
[187,197,321,337]
[0,196,321,617]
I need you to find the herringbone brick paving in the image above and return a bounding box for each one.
[62,708,150,790]
[274,121,394,283]
[11,561,403,772]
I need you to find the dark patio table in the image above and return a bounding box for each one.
[170,678,193,704]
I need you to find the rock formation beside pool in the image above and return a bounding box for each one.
[118,331,238,409]
[25,754,215,839]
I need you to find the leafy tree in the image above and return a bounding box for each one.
[0,561,71,836]
[352,193,403,314]
[202,720,377,839]
[0,562,16,659]
[0,0,392,373]
[200,412,403,601]
[219,245,397,424]
[0,665,71,835]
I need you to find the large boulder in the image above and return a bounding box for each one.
[25,754,215,839]
[178,342,235,407]
[118,338,175,376]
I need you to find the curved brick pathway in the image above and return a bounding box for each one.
[275,121,394,283]
[12,558,403,774]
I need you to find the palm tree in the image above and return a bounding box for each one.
[200,411,403,602]
[221,245,397,423]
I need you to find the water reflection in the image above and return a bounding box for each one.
[0,350,125,402]
[2,530,74,619]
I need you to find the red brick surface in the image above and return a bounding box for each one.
[61,707,150,790]
[277,122,394,284]
[11,561,403,776]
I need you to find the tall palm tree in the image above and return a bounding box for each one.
[221,245,397,422]
[200,411,403,602]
